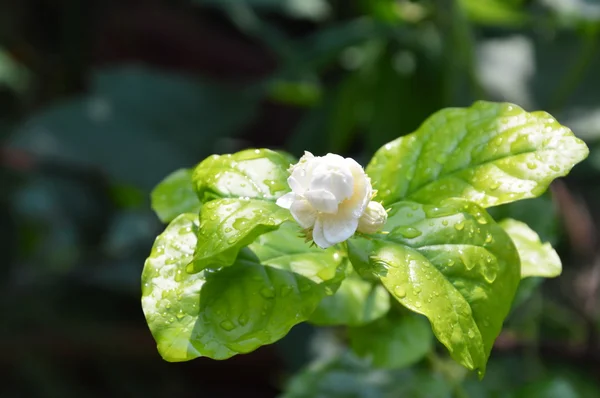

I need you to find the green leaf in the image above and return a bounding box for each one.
[459,0,527,27]
[151,168,201,223]
[190,198,291,272]
[282,351,452,398]
[349,312,433,369]
[499,218,562,279]
[142,218,345,362]
[347,199,521,376]
[367,101,589,208]
[192,148,292,202]
[309,267,390,326]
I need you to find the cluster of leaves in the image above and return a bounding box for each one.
[142,101,588,378]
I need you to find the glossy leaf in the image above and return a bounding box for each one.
[349,312,433,369]
[142,219,345,362]
[151,168,201,223]
[347,199,521,376]
[309,267,390,326]
[500,218,562,279]
[192,149,293,202]
[367,101,589,208]
[190,198,291,272]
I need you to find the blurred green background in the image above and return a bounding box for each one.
[1,0,600,397]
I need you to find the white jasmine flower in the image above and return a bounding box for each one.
[357,201,388,234]
[276,151,376,248]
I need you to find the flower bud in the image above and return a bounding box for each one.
[357,201,387,234]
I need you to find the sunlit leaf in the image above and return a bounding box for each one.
[367,101,589,208]
[500,218,561,278]
[151,168,201,223]
[142,218,344,362]
[193,149,292,202]
[190,198,290,272]
[348,199,521,376]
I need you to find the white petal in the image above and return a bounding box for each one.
[290,156,319,192]
[290,199,317,229]
[322,214,359,244]
[312,218,332,249]
[341,158,372,218]
[276,192,296,209]
[310,166,354,202]
[304,189,338,214]
[288,176,305,194]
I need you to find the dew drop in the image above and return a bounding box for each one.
[549,164,560,172]
[490,182,500,191]
[485,234,493,244]
[415,301,422,308]
[468,329,475,339]
[299,282,311,292]
[220,320,236,331]
[224,227,232,233]
[260,287,275,299]
[233,217,249,230]
[425,206,455,218]
[280,285,293,297]
[442,220,449,226]
[454,222,465,231]
[394,226,422,239]
[526,162,537,170]
[394,285,407,298]
[238,313,249,326]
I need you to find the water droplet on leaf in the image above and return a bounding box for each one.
[394,285,407,298]
[220,320,236,331]
[260,287,275,299]
[395,226,422,239]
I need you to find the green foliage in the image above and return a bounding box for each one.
[348,199,520,376]
[349,312,433,369]
[192,149,292,203]
[151,168,200,223]
[142,218,345,361]
[282,352,452,398]
[190,198,290,272]
[309,266,390,326]
[142,101,588,380]
[367,101,589,208]
[500,218,562,278]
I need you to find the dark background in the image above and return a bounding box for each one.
[1,0,600,397]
